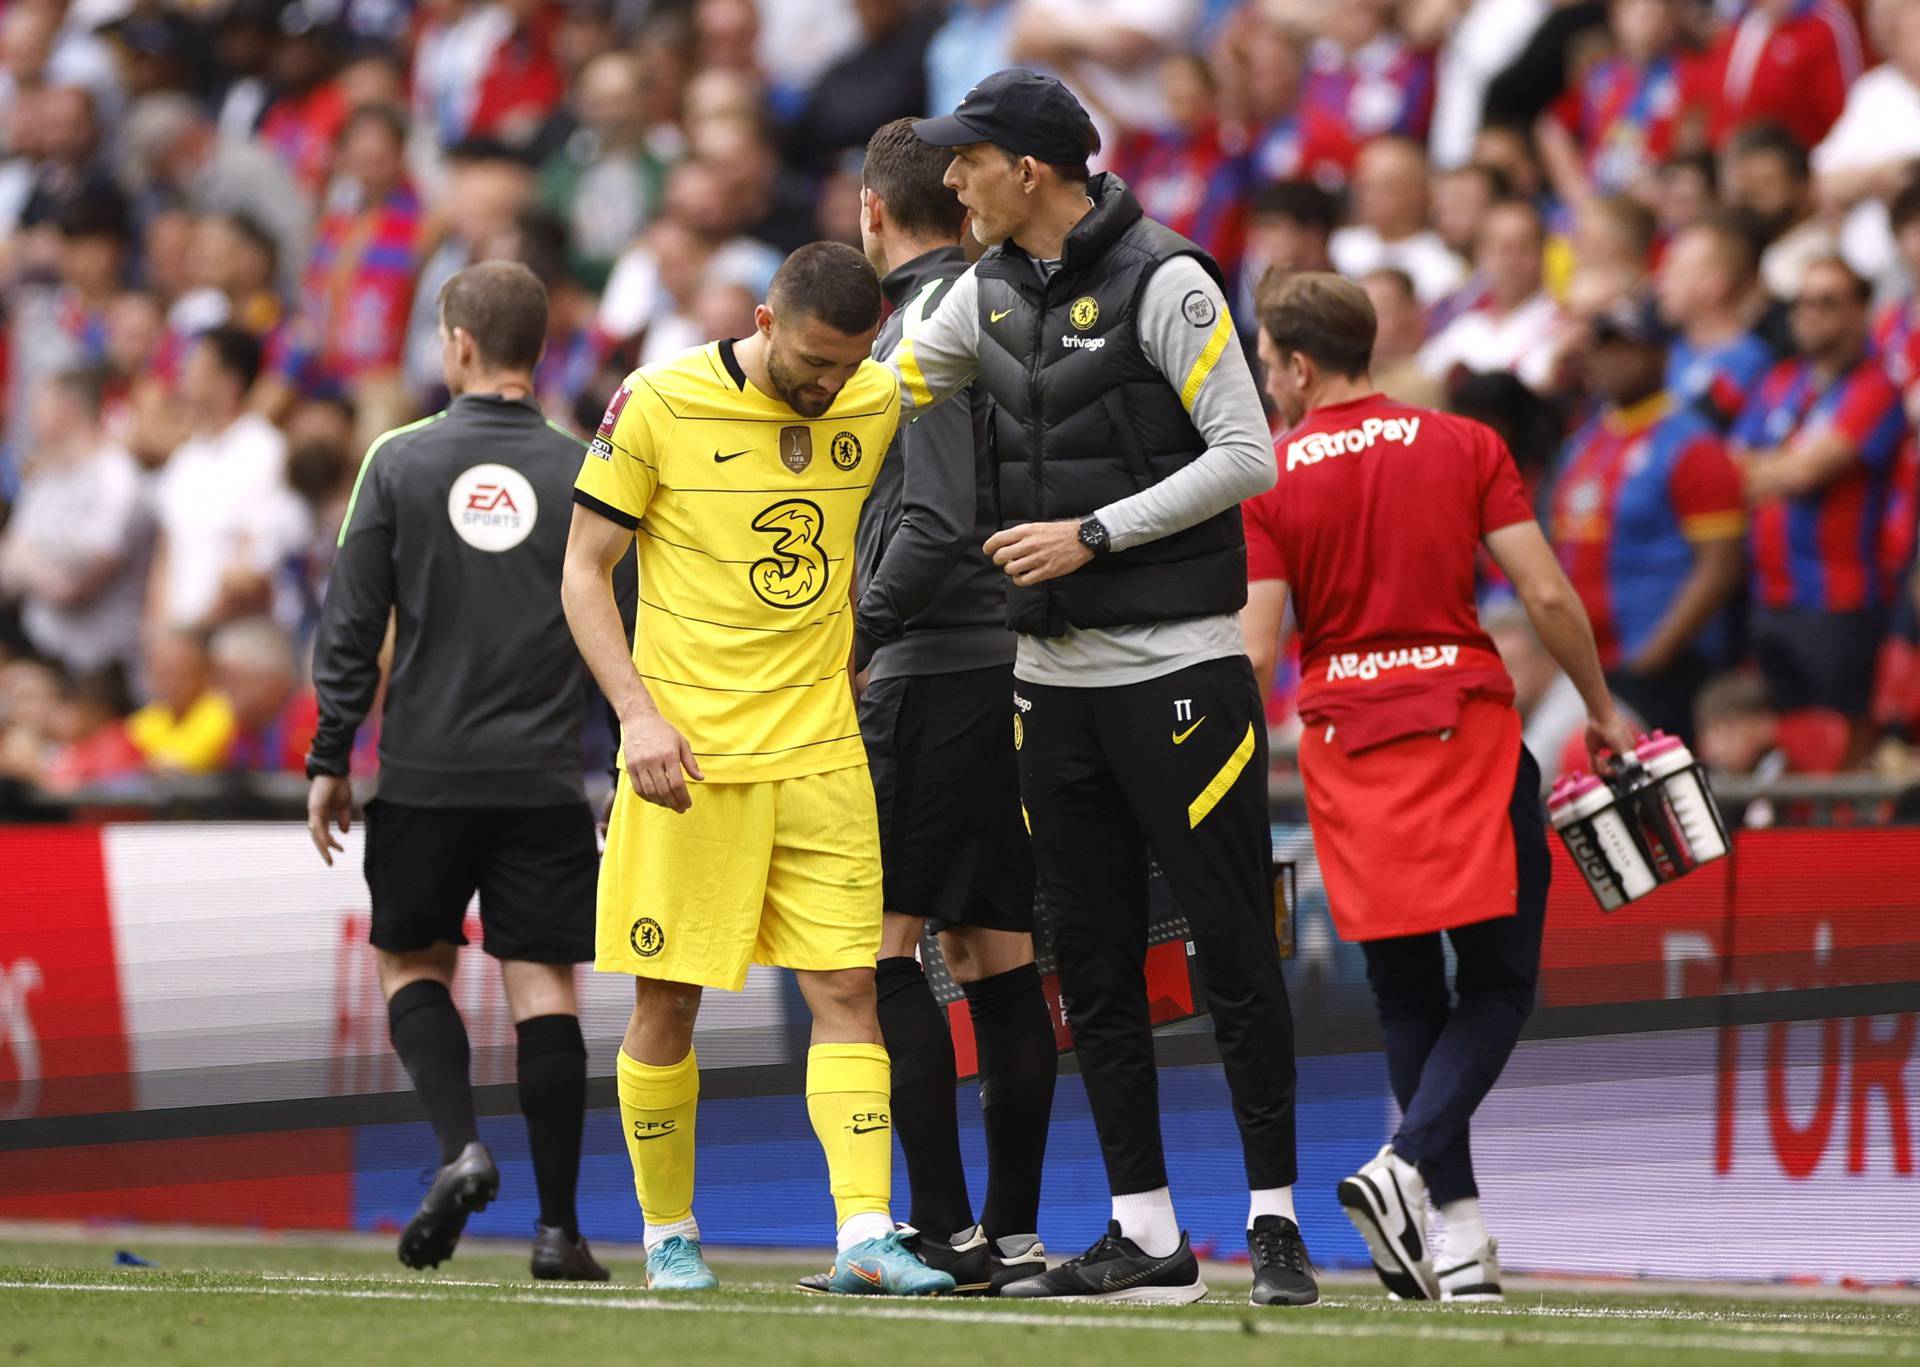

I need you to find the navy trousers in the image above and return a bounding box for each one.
[1358,744,1551,1205]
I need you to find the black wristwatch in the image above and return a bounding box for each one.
[1077,515,1111,557]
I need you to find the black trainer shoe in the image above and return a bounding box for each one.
[1247,1215,1319,1306]
[531,1225,611,1281]
[997,1221,1206,1304]
[987,1234,1048,1294]
[397,1141,499,1270]
[899,1225,994,1295]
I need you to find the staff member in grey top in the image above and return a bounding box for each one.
[306,260,608,1285]
[890,69,1317,1308]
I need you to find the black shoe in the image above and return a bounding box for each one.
[987,1235,1048,1294]
[899,1225,994,1295]
[531,1225,610,1281]
[1247,1215,1319,1306]
[997,1221,1206,1304]
[397,1142,499,1270]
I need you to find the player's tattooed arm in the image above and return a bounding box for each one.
[562,504,704,813]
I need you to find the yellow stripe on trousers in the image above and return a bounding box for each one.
[1187,722,1257,828]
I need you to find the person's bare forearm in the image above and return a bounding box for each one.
[1628,541,1742,674]
[562,554,655,725]
[1525,581,1612,718]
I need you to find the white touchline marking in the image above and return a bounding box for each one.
[234,1273,1920,1330]
[1,1280,1914,1358]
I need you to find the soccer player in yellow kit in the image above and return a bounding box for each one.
[561,242,953,1296]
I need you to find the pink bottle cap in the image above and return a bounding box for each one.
[1548,771,1605,811]
[1634,731,1686,761]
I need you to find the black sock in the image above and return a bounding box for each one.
[516,1013,587,1239]
[875,955,973,1240]
[388,980,479,1165]
[964,962,1056,1241]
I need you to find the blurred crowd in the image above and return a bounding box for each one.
[4,0,1920,808]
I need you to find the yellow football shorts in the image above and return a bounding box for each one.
[595,764,883,991]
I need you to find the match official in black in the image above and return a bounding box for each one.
[306,261,608,1282]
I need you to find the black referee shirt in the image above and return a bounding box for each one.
[308,393,591,808]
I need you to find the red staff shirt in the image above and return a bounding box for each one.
[1245,392,1538,940]
[1244,393,1533,752]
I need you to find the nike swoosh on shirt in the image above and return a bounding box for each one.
[990,309,1013,322]
[713,449,752,462]
[1171,718,1207,744]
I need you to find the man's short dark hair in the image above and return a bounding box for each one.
[1662,149,1719,196]
[1249,180,1337,237]
[339,101,408,148]
[217,211,279,275]
[58,187,131,244]
[1259,271,1376,378]
[997,127,1100,187]
[46,365,109,413]
[1726,121,1810,183]
[1685,208,1761,283]
[1801,254,1872,304]
[864,117,965,241]
[1891,173,1920,233]
[1360,266,1418,304]
[768,241,883,336]
[438,260,549,371]
[198,325,263,391]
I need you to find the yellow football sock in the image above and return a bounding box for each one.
[616,1047,699,1229]
[805,1042,893,1229]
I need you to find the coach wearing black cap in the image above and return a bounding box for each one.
[885,69,1317,1307]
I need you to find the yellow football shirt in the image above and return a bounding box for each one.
[574,339,901,783]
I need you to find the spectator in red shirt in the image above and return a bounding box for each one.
[278,105,423,398]
[1696,0,1863,153]
[1241,271,1632,1303]
[1540,0,1695,204]
[1733,256,1907,745]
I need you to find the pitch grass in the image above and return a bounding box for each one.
[3,1237,1919,1367]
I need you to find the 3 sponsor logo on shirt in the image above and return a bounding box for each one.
[1285,415,1422,472]
[1324,644,1461,683]
[447,463,538,552]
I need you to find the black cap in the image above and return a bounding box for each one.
[913,67,1097,166]
[1592,292,1671,348]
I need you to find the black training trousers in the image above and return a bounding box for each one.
[1015,654,1298,1194]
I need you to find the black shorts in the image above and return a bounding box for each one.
[1749,608,1883,719]
[364,799,598,963]
[859,665,1035,934]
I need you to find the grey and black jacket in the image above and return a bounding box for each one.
[854,246,1014,681]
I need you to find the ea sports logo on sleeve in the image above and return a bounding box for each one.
[448,463,538,552]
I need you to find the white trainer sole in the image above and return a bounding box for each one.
[1019,1279,1209,1305]
[1338,1172,1440,1301]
